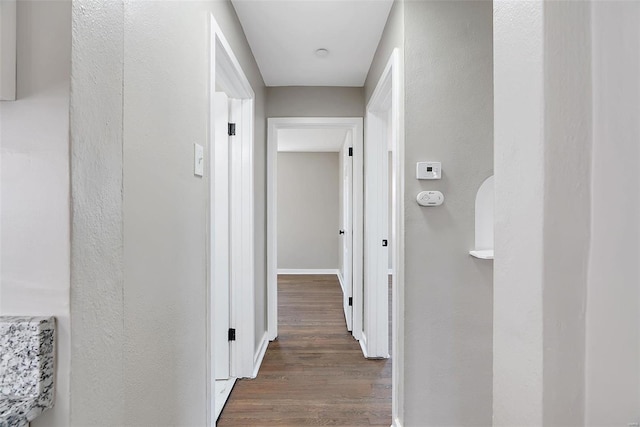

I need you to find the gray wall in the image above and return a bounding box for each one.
[0,2,71,425]
[373,1,493,424]
[70,1,266,424]
[364,0,404,104]
[267,86,364,117]
[403,2,494,424]
[586,2,640,424]
[277,152,339,270]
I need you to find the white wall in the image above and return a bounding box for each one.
[493,1,630,425]
[0,2,71,425]
[277,152,339,270]
[585,2,640,424]
[70,1,266,424]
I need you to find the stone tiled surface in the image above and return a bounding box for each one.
[0,317,55,427]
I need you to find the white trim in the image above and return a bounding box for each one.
[391,418,403,427]
[365,48,404,425]
[337,271,345,293]
[277,269,339,275]
[267,117,363,342]
[252,331,269,378]
[0,0,16,101]
[359,332,370,358]
[208,14,256,427]
[214,378,236,421]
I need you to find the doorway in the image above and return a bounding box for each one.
[266,117,364,341]
[208,15,256,426]
[365,48,403,424]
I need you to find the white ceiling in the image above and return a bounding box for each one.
[278,128,348,152]
[231,0,394,87]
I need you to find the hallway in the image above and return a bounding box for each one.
[218,275,391,426]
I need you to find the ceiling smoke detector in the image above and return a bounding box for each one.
[315,48,329,58]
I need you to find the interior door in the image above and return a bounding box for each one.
[341,136,354,331]
[213,91,230,380]
[363,110,390,358]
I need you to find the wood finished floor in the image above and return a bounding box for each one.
[217,274,392,426]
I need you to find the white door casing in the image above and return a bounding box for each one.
[365,48,404,425]
[208,14,256,427]
[267,117,363,341]
[213,92,231,380]
[340,133,354,331]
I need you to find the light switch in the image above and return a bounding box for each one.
[194,143,204,177]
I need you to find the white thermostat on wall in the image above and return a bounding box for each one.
[416,161,441,180]
[417,190,444,206]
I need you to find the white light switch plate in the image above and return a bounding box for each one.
[194,143,204,177]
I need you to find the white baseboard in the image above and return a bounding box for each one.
[252,331,269,378]
[277,269,339,275]
[337,271,345,293]
[391,417,403,427]
[359,332,370,358]
[214,377,236,420]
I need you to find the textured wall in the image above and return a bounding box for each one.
[403,1,494,425]
[494,1,592,425]
[70,1,266,424]
[0,1,71,425]
[70,0,125,424]
[277,152,339,270]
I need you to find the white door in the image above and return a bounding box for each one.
[363,109,390,358]
[340,135,354,331]
[213,92,231,380]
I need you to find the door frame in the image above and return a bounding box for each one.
[266,117,364,341]
[208,14,255,426]
[365,48,404,425]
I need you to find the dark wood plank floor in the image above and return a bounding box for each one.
[217,274,391,426]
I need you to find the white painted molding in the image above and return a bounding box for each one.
[391,418,403,427]
[365,47,404,425]
[337,271,345,293]
[252,331,269,378]
[0,0,17,101]
[208,13,255,427]
[277,269,339,275]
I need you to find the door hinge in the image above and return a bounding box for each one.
[348,147,353,156]
[382,239,388,247]
[228,328,236,341]
[348,297,353,307]
[228,123,236,136]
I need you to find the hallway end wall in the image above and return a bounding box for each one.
[266,86,364,118]
[277,152,339,270]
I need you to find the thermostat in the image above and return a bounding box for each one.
[417,191,444,206]
[416,162,441,180]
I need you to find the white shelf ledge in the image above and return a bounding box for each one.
[469,249,494,260]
